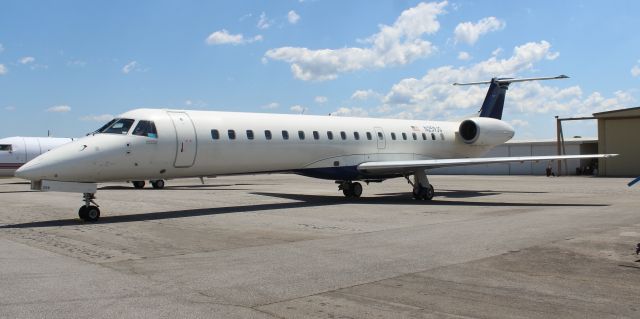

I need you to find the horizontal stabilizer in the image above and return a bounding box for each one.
[453,74,569,86]
[358,154,617,173]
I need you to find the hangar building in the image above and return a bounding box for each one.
[593,106,640,177]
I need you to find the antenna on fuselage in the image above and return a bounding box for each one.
[453,75,569,120]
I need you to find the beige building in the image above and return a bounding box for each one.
[594,106,640,177]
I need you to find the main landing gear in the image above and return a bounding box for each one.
[339,181,363,198]
[78,192,100,222]
[132,180,165,189]
[405,170,435,201]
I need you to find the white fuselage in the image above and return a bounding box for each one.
[15,109,515,183]
[0,136,74,177]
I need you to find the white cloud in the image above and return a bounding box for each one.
[288,10,300,24]
[46,105,71,113]
[261,102,280,109]
[377,40,589,119]
[80,114,114,122]
[631,60,640,77]
[492,47,503,56]
[509,119,529,127]
[0,64,6,75]
[454,16,506,45]
[19,56,35,64]
[264,1,447,81]
[330,107,369,117]
[0,43,4,53]
[4,106,15,111]
[351,89,382,100]
[205,29,263,45]
[314,96,327,104]
[290,105,305,113]
[457,51,471,60]
[122,61,140,74]
[257,12,272,29]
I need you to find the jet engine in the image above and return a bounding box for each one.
[458,117,515,146]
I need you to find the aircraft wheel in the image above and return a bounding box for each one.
[78,206,100,222]
[342,185,353,197]
[132,181,145,189]
[412,188,421,200]
[151,180,165,189]
[351,182,363,198]
[78,206,88,220]
[424,184,435,201]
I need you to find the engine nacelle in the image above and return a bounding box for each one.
[458,117,515,146]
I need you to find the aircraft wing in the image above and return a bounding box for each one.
[357,154,617,174]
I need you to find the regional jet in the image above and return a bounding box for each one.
[15,75,617,222]
[0,136,74,177]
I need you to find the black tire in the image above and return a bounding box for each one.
[132,181,145,189]
[78,206,88,220]
[78,206,100,222]
[151,180,165,189]
[352,182,363,198]
[425,184,435,201]
[342,186,353,197]
[412,188,421,200]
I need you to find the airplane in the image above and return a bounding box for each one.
[15,75,617,222]
[0,136,75,177]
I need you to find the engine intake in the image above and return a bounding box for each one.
[458,117,515,146]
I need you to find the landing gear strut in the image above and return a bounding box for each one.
[339,181,363,198]
[78,192,100,222]
[405,170,435,201]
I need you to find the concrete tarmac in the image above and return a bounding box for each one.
[0,174,639,318]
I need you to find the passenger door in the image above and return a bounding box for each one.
[374,127,386,150]
[168,112,197,168]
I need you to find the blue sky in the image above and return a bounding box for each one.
[1,0,638,139]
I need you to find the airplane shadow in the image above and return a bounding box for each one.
[0,191,609,229]
[99,184,267,190]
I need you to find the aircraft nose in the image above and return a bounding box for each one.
[15,157,52,181]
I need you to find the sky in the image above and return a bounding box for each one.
[1,0,639,139]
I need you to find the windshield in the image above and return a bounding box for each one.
[98,118,135,135]
[132,120,158,138]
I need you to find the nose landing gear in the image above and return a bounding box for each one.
[78,192,100,222]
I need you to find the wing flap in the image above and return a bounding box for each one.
[358,154,617,173]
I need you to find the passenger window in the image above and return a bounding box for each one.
[0,144,11,151]
[431,133,436,140]
[246,130,254,140]
[298,130,305,140]
[228,130,236,140]
[282,130,289,140]
[265,130,272,140]
[440,133,445,140]
[327,131,334,140]
[340,131,347,140]
[391,133,397,140]
[422,133,427,140]
[402,133,407,140]
[313,131,320,140]
[211,129,220,140]
[132,120,158,138]
[353,132,360,140]
[100,118,135,135]
[366,132,372,140]
[377,132,384,140]
[412,133,417,140]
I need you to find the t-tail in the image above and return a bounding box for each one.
[453,75,569,120]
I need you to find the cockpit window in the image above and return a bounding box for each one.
[0,144,12,151]
[132,120,158,138]
[99,118,135,135]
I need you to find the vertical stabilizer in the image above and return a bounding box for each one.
[453,75,569,120]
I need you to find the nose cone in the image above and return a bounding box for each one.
[14,138,95,182]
